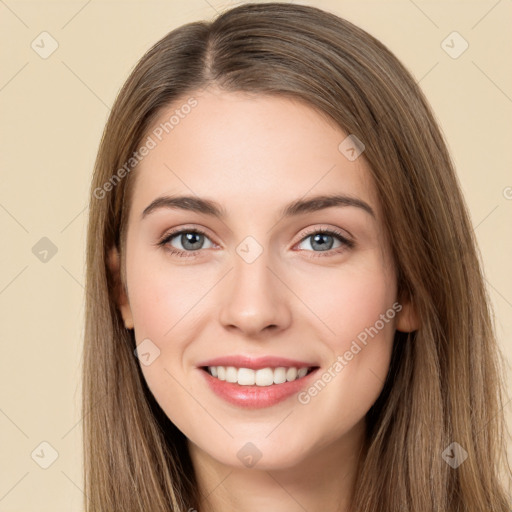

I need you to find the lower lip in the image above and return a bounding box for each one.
[199,368,319,409]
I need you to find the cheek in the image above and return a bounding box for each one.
[127,249,205,340]
[294,257,397,414]
[295,256,397,346]
[125,246,218,388]
[126,259,203,431]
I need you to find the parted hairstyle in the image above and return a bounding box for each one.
[83,3,511,511]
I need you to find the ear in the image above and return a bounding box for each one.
[107,246,134,329]
[395,296,420,333]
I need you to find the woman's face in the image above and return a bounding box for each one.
[112,88,416,470]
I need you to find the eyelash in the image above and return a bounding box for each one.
[157,226,355,259]
[157,228,355,258]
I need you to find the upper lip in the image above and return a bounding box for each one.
[197,355,318,370]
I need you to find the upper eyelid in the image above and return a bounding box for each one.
[161,225,215,244]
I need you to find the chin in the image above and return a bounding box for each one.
[209,441,310,471]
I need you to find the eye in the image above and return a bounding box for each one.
[157,227,215,258]
[295,227,354,257]
[157,226,354,259]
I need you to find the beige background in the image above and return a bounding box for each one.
[1,0,511,510]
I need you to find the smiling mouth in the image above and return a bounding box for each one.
[202,365,318,387]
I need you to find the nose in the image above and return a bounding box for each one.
[218,250,292,338]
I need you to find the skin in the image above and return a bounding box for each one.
[109,88,418,512]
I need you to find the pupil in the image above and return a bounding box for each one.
[312,233,333,251]
[183,232,203,250]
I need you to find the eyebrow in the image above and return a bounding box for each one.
[141,193,375,220]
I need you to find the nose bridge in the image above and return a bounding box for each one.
[218,237,291,335]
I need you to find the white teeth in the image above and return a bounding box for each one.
[225,366,238,383]
[238,367,255,385]
[255,368,274,386]
[273,367,287,384]
[206,365,312,386]
[286,367,298,381]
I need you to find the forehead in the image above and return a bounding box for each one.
[129,89,380,222]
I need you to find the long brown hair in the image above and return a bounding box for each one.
[83,3,511,510]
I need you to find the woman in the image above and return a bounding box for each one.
[83,3,511,511]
